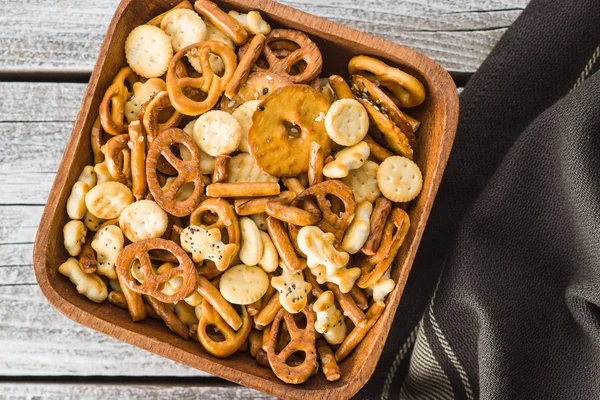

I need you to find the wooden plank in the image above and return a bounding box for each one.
[0,382,274,399]
[0,0,528,75]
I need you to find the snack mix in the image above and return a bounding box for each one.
[59,0,425,385]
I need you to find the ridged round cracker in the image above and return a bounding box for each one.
[125,25,173,78]
[85,181,134,219]
[219,264,269,305]
[118,200,169,242]
[225,153,278,183]
[192,110,242,156]
[342,160,381,203]
[232,100,261,153]
[160,9,207,52]
[325,99,369,146]
[377,156,423,202]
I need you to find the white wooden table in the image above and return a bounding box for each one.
[0,0,528,398]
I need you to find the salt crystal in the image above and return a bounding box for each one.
[266,75,274,81]
[228,100,236,108]
[254,92,259,99]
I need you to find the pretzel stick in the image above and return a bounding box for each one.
[364,135,394,162]
[91,117,105,164]
[197,260,222,280]
[212,155,230,184]
[108,291,158,319]
[303,268,324,298]
[248,329,262,357]
[254,290,282,328]
[117,274,146,322]
[144,295,189,340]
[128,121,146,201]
[265,201,320,226]
[247,298,262,316]
[146,0,193,26]
[225,33,266,99]
[197,275,242,330]
[194,0,248,45]
[405,114,421,133]
[282,177,305,195]
[317,339,342,381]
[335,301,385,362]
[349,285,369,310]
[266,216,302,272]
[189,323,199,342]
[79,239,98,274]
[206,182,280,198]
[308,141,324,186]
[234,191,296,216]
[326,282,367,327]
[256,349,270,367]
[328,75,354,100]
[361,197,392,255]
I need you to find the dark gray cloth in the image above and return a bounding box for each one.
[358,0,600,398]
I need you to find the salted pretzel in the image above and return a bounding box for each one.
[128,121,146,201]
[197,301,252,358]
[91,117,105,164]
[289,180,356,245]
[234,191,296,216]
[141,91,182,143]
[104,134,131,185]
[266,216,302,273]
[225,33,266,99]
[146,128,204,217]
[357,208,410,288]
[250,29,322,84]
[166,41,237,116]
[116,238,198,303]
[265,201,320,227]
[194,0,248,46]
[308,141,324,186]
[100,67,139,135]
[335,301,385,362]
[349,55,425,108]
[361,197,392,255]
[144,294,189,339]
[190,197,241,254]
[326,282,367,327]
[267,307,318,384]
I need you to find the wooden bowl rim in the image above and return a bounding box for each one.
[33,0,459,398]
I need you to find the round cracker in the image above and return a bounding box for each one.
[219,264,269,305]
[342,160,381,203]
[225,153,278,183]
[325,99,369,146]
[118,200,169,242]
[193,110,242,156]
[160,9,207,52]
[125,25,173,78]
[85,182,134,219]
[377,156,423,202]
[232,100,261,153]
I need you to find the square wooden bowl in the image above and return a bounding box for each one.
[33,0,459,398]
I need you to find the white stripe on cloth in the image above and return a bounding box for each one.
[572,45,600,90]
[381,323,420,400]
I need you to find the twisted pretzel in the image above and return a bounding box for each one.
[251,29,323,84]
[116,238,198,303]
[194,0,248,46]
[100,67,139,135]
[141,91,183,143]
[104,133,131,185]
[190,197,240,255]
[267,307,318,384]
[197,301,252,358]
[289,180,356,245]
[348,55,425,108]
[166,41,237,116]
[357,208,410,288]
[146,128,204,217]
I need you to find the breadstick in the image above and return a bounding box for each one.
[91,117,105,164]
[248,329,262,358]
[206,182,280,198]
[303,268,324,298]
[265,201,320,226]
[194,0,248,45]
[247,298,262,316]
[225,33,266,99]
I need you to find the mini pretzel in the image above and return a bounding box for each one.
[266,216,302,272]
[326,282,367,327]
[290,180,356,245]
[146,128,204,217]
[234,191,296,216]
[357,208,410,288]
[108,291,158,320]
[308,141,324,186]
[267,307,318,384]
[197,301,252,358]
[100,67,139,135]
[144,294,189,340]
[91,117,105,164]
[206,182,280,198]
[335,301,385,362]
[317,339,341,382]
[116,238,198,303]
[265,201,320,227]
[146,0,193,26]
[166,41,237,116]
[225,33,266,99]
[349,55,425,108]
[190,197,241,253]
[194,0,248,46]
[328,75,354,100]
[104,134,131,185]
[361,197,392,255]
[141,91,183,143]
[197,275,242,330]
[79,239,98,274]
[128,121,146,201]
[252,29,322,84]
